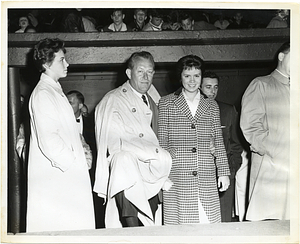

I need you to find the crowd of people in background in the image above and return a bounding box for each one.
[8,8,290,33]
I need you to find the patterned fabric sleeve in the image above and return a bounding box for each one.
[211,100,230,177]
[158,97,170,152]
[158,98,169,150]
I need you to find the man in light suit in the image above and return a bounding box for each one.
[201,71,243,222]
[94,51,172,228]
[240,42,290,221]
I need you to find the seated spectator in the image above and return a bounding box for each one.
[102,9,130,32]
[62,8,97,32]
[15,16,30,33]
[143,9,164,31]
[61,9,84,32]
[214,13,230,30]
[179,12,217,31]
[161,10,181,31]
[267,9,289,28]
[227,12,248,29]
[127,9,148,31]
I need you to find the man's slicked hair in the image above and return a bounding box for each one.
[66,90,85,104]
[127,51,155,70]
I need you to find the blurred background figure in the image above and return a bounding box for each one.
[15,16,30,33]
[102,9,130,32]
[240,42,290,221]
[200,71,243,222]
[143,9,164,31]
[62,8,97,32]
[179,12,216,30]
[267,9,289,28]
[227,12,248,29]
[128,8,147,31]
[214,13,230,29]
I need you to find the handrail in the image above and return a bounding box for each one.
[8,28,290,66]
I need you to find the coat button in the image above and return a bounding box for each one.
[191,124,195,129]
[139,133,144,138]
[132,108,136,112]
[191,147,196,153]
[156,148,159,153]
[192,171,197,176]
[123,88,127,92]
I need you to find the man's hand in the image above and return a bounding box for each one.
[218,176,230,192]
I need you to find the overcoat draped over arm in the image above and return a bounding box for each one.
[94,81,172,228]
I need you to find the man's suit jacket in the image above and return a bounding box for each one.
[82,114,97,181]
[82,115,96,156]
[217,101,243,178]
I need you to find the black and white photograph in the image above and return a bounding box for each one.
[1,0,299,243]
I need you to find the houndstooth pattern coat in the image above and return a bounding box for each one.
[158,89,230,225]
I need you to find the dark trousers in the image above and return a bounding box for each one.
[115,190,160,227]
[219,178,235,222]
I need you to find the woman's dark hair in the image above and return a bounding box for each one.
[33,38,66,73]
[176,55,204,83]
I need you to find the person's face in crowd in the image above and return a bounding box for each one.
[19,17,29,29]
[278,50,290,77]
[127,57,155,94]
[67,94,83,117]
[43,49,69,82]
[181,67,202,95]
[150,16,163,27]
[111,11,124,25]
[201,77,219,100]
[234,13,243,23]
[181,18,194,30]
[134,10,147,25]
[278,10,289,19]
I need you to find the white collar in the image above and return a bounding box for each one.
[275,69,289,79]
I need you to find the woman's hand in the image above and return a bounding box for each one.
[218,175,230,192]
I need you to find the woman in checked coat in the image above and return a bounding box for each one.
[158,55,230,225]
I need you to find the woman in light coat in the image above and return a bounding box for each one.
[158,55,230,225]
[27,38,95,232]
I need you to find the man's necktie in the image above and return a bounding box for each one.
[76,118,80,123]
[142,94,148,106]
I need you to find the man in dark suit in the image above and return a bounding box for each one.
[66,90,105,228]
[201,71,243,222]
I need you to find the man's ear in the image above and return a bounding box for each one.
[122,14,125,20]
[125,68,131,80]
[79,103,83,110]
[278,52,284,62]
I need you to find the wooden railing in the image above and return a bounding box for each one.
[8,28,290,67]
